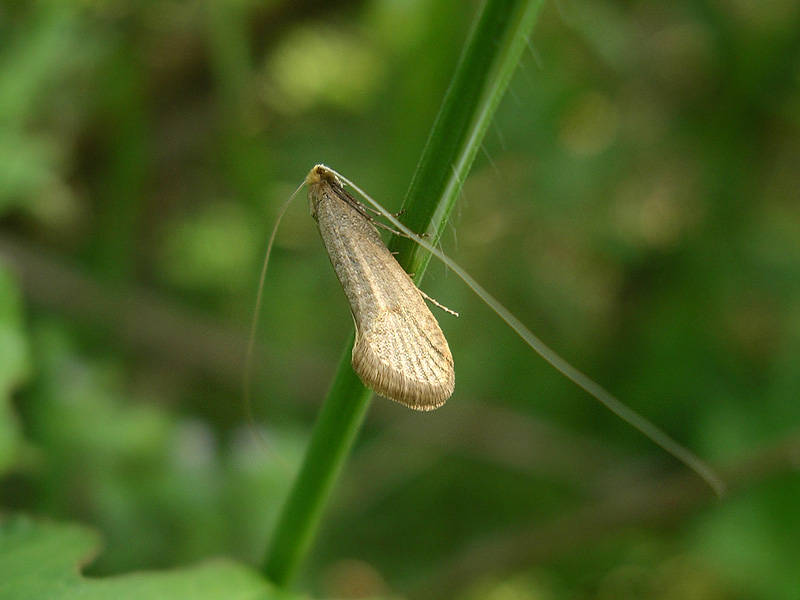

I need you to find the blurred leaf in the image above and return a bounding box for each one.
[263,23,386,114]
[0,515,290,600]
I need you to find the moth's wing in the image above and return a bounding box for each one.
[352,292,454,410]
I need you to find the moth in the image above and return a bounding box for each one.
[306,165,454,410]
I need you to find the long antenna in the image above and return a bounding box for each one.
[334,168,726,497]
[242,181,307,457]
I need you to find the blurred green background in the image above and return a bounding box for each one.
[1,0,799,598]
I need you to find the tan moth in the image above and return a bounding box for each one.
[306,165,454,410]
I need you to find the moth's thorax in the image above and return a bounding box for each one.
[306,164,343,221]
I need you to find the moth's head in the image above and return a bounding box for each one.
[306,164,342,220]
[305,164,341,187]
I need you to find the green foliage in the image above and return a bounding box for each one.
[0,515,289,600]
[25,322,303,574]
[1,0,799,599]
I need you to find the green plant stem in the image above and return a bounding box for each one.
[263,335,371,587]
[262,0,543,587]
[393,0,544,278]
